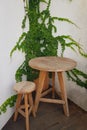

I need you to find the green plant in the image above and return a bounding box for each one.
[0,0,87,115]
[0,95,17,115]
[10,0,87,88]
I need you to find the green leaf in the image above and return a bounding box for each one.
[40,0,48,4]
[52,17,78,27]
[10,32,26,57]
[0,95,17,115]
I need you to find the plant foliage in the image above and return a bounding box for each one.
[0,95,17,115]
[10,0,87,88]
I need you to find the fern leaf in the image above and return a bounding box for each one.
[61,35,87,57]
[40,0,48,4]
[22,15,27,29]
[52,17,78,27]
[10,32,26,57]
[78,48,87,57]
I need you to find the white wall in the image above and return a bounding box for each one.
[50,0,87,111]
[0,0,87,129]
[0,0,24,129]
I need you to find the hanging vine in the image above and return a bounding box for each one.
[0,0,87,115]
[10,0,87,87]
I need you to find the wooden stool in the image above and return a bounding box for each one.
[13,81,36,130]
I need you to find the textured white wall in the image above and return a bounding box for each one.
[50,0,87,111]
[0,0,24,129]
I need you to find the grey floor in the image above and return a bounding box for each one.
[2,99,87,130]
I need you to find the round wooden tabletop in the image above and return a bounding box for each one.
[29,56,77,72]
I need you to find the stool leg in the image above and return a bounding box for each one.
[57,72,69,117]
[28,93,36,117]
[14,94,22,121]
[34,71,47,113]
[52,72,55,98]
[24,94,29,130]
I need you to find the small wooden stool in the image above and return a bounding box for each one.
[13,81,36,130]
